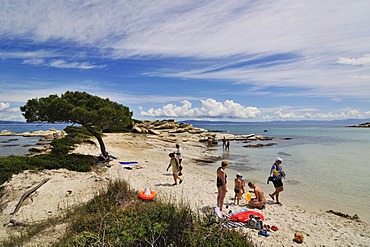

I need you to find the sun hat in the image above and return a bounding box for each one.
[276,157,283,162]
[236,173,242,177]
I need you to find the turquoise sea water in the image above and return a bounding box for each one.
[0,123,67,156]
[193,123,370,223]
[1,122,369,223]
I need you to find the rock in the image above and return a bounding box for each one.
[131,126,143,133]
[0,130,15,136]
[148,129,160,135]
[28,146,50,153]
[243,143,277,148]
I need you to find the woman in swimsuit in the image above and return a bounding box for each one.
[216,160,229,211]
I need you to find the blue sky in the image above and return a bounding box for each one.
[1,0,370,122]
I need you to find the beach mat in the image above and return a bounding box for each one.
[119,161,142,169]
[119,161,139,165]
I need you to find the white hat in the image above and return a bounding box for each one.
[236,173,242,177]
[276,157,283,162]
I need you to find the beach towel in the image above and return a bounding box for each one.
[119,161,139,165]
[119,161,142,169]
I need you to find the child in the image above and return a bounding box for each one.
[234,173,244,205]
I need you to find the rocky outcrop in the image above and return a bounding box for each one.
[347,122,370,128]
[243,143,277,148]
[131,120,207,135]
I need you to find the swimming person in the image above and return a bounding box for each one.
[247,181,266,209]
[269,157,286,205]
[166,152,183,185]
[216,160,229,211]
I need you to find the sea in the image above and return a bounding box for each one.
[0,123,68,156]
[192,122,370,223]
[1,122,369,223]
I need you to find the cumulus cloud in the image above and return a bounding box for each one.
[140,99,260,118]
[0,102,10,111]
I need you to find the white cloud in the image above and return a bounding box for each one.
[23,58,45,65]
[0,102,10,111]
[140,99,260,118]
[337,54,370,66]
[48,60,105,69]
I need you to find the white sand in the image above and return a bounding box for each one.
[1,131,369,246]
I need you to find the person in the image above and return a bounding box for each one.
[207,137,213,148]
[175,144,183,175]
[166,152,183,185]
[233,173,244,205]
[240,176,246,194]
[269,157,286,205]
[225,140,230,150]
[222,137,226,149]
[216,160,228,211]
[175,144,183,164]
[247,181,266,209]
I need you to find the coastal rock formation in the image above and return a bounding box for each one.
[131,120,207,135]
[347,122,370,128]
[243,143,277,148]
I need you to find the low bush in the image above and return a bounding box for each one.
[56,181,252,247]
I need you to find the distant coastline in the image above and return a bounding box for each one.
[347,122,370,128]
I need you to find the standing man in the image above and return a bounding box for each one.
[175,144,183,175]
[269,157,286,205]
[175,144,183,165]
[222,137,226,149]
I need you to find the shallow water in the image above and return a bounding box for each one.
[0,123,67,156]
[195,123,370,223]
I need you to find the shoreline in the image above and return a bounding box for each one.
[0,131,369,246]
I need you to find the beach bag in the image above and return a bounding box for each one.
[248,215,263,230]
[267,176,274,184]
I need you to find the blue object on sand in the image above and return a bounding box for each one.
[119,161,139,165]
[258,230,270,237]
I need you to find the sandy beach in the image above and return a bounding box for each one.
[1,130,369,246]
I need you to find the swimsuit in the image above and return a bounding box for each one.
[216,168,227,188]
[234,188,241,193]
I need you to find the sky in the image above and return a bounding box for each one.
[1,0,370,122]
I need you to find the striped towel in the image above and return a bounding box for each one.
[221,213,246,228]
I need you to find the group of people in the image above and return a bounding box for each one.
[166,144,183,185]
[216,157,286,211]
[165,143,286,211]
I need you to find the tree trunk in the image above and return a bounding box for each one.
[85,126,108,158]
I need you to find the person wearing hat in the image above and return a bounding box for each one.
[269,157,286,205]
[233,173,244,205]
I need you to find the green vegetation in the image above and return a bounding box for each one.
[1,181,252,247]
[0,126,98,188]
[20,91,133,158]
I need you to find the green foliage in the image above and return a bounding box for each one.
[56,181,252,247]
[20,91,133,132]
[0,126,97,187]
[20,91,133,157]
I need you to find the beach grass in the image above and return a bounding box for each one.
[57,180,253,246]
[1,180,252,247]
[0,126,97,190]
